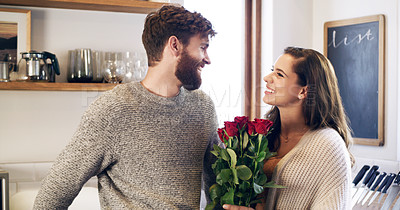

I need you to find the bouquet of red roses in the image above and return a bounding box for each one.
[206,116,284,209]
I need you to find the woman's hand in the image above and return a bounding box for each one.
[222,204,255,210]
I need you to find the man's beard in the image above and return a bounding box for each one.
[175,50,203,91]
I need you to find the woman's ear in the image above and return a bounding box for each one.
[298,86,308,100]
[168,36,183,57]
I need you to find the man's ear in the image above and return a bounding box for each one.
[298,86,308,100]
[168,36,183,57]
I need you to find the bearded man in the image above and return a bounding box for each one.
[34,5,219,210]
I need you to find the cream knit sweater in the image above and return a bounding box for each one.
[264,128,352,210]
[33,82,219,209]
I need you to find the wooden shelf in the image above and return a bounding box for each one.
[0,0,160,91]
[0,0,170,14]
[0,82,117,91]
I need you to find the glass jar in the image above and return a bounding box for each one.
[103,52,125,83]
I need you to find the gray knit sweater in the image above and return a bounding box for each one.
[33,82,219,209]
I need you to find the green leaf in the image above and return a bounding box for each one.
[232,137,239,150]
[236,165,252,181]
[248,144,256,154]
[209,184,223,201]
[221,188,235,205]
[256,151,266,162]
[239,181,250,193]
[243,132,249,150]
[213,144,222,153]
[231,168,239,184]
[212,162,217,170]
[216,169,232,185]
[220,149,230,162]
[260,138,269,152]
[235,191,244,198]
[244,154,257,159]
[255,173,267,186]
[226,148,237,168]
[213,159,228,175]
[211,150,219,157]
[205,200,217,210]
[258,134,263,146]
[253,182,264,194]
[265,151,277,160]
[263,180,287,189]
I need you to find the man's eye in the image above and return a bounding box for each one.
[277,73,284,77]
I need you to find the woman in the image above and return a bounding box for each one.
[224,47,353,210]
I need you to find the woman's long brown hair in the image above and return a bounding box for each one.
[266,47,354,166]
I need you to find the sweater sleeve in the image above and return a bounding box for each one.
[33,96,117,209]
[202,98,220,205]
[311,130,352,210]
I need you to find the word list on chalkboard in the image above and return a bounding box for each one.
[324,15,385,146]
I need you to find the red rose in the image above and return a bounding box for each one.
[247,121,256,135]
[252,119,273,135]
[234,116,249,130]
[224,121,239,137]
[217,128,227,142]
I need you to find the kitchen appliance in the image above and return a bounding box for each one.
[0,54,16,82]
[17,51,60,82]
[0,61,14,82]
[0,170,9,210]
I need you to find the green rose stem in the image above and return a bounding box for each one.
[247,134,263,206]
[240,132,243,157]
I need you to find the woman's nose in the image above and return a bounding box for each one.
[264,73,273,83]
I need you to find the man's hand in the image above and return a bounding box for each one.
[222,204,255,210]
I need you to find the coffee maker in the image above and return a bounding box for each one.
[17,51,60,82]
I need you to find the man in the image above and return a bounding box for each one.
[34,5,218,209]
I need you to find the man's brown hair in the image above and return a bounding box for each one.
[142,5,216,66]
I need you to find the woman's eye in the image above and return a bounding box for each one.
[271,68,284,77]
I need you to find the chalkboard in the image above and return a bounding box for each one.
[324,15,385,146]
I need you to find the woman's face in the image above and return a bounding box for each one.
[263,54,305,107]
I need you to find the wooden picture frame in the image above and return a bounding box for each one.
[0,8,31,64]
[324,15,385,146]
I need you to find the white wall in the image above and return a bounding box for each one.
[261,0,313,116]
[185,0,244,126]
[312,0,399,161]
[0,7,147,163]
[272,0,313,60]
[266,0,399,162]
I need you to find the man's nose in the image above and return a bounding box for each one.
[203,53,211,65]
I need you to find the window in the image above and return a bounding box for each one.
[185,0,245,126]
